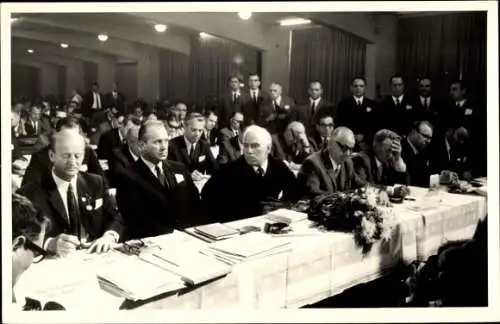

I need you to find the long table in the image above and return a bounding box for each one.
[14,186,487,310]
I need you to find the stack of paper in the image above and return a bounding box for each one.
[96,255,185,301]
[186,223,240,243]
[201,232,292,265]
[139,247,231,286]
[265,209,308,224]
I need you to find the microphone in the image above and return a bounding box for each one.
[43,301,66,311]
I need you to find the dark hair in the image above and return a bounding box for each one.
[413,120,434,132]
[451,79,468,92]
[12,193,49,242]
[204,110,217,119]
[390,74,404,84]
[248,72,260,80]
[229,75,242,83]
[314,110,334,125]
[55,116,82,132]
[418,76,432,83]
[232,111,244,119]
[309,80,322,88]
[351,76,367,85]
[373,129,400,146]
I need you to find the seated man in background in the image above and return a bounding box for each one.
[167,114,219,180]
[352,129,409,187]
[22,117,104,187]
[116,121,202,238]
[202,125,302,223]
[107,124,141,187]
[272,121,316,165]
[298,127,365,197]
[310,112,335,151]
[217,112,245,164]
[219,111,244,142]
[97,114,139,161]
[18,130,125,257]
[430,126,474,180]
[202,110,220,147]
[401,120,434,187]
[12,193,49,306]
[23,105,51,137]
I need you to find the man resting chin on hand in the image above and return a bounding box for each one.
[17,128,125,257]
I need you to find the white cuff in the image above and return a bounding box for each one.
[104,230,119,243]
[394,159,407,173]
[44,237,55,252]
[386,186,395,196]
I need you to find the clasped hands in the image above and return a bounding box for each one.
[48,232,117,257]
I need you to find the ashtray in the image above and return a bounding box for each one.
[389,196,404,204]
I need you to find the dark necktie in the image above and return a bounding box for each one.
[357,100,361,108]
[252,92,257,104]
[67,183,80,238]
[396,98,400,105]
[155,165,167,187]
[274,100,279,112]
[256,166,264,177]
[189,145,196,162]
[423,98,429,110]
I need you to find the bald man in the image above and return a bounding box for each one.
[259,82,296,134]
[272,121,317,164]
[18,129,125,257]
[298,127,365,197]
[116,121,202,239]
[202,125,302,223]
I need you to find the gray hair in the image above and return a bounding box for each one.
[242,125,272,148]
[331,126,354,141]
[138,120,166,142]
[287,121,305,133]
[373,129,400,147]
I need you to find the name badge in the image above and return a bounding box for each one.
[284,105,290,110]
[366,107,372,112]
[464,108,473,115]
[79,164,88,172]
[406,105,412,110]
[198,155,206,162]
[174,173,185,183]
[94,198,103,210]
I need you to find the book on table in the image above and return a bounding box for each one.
[264,208,308,225]
[186,223,240,242]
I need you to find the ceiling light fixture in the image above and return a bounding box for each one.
[60,43,69,48]
[11,17,19,23]
[154,24,167,33]
[199,32,212,39]
[27,49,34,54]
[279,18,312,26]
[97,34,108,42]
[238,12,252,20]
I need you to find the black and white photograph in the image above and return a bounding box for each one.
[2,1,498,323]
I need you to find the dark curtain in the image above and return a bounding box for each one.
[397,12,486,101]
[289,27,367,104]
[12,64,40,102]
[83,61,98,92]
[188,36,259,108]
[159,50,189,103]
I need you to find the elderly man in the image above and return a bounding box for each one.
[272,121,316,164]
[17,129,125,257]
[116,121,202,238]
[402,120,434,187]
[352,129,409,187]
[168,114,219,179]
[22,117,104,187]
[218,122,246,165]
[107,124,141,187]
[202,125,302,223]
[298,127,365,197]
[259,82,295,134]
[12,193,49,307]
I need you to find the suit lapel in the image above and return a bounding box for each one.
[42,172,69,229]
[321,150,338,190]
[134,159,170,201]
[162,162,177,188]
[178,138,190,164]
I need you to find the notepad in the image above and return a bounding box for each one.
[265,209,308,224]
[193,223,240,241]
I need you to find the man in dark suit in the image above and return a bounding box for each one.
[17,129,125,257]
[96,114,139,161]
[335,77,378,150]
[401,120,434,187]
[272,121,316,164]
[107,124,141,187]
[298,127,365,197]
[23,105,51,137]
[379,75,422,137]
[83,82,104,122]
[429,126,474,180]
[290,81,333,136]
[116,121,202,238]
[352,129,409,186]
[202,110,220,147]
[217,76,244,129]
[240,73,272,126]
[259,82,296,134]
[412,77,444,132]
[202,125,302,223]
[167,114,218,179]
[217,114,245,164]
[22,117,104,187]
[104,84,126,115]
[309,112,335,151]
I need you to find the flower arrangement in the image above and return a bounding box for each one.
[308,185,397,252]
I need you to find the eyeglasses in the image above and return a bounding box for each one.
[25,239,49,263]
[319,123,334,128]
[335,140,353,153]
[418,130,433,141]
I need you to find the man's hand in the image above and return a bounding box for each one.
[391,140,402,160]
[192,170,204,182]
[266,113,277,122]
[87,233,117,254]
[48,234,80,257]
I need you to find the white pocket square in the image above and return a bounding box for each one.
[464,108,473,115]
[175,173,185,183]
[198,155,206,162]
[95,198,103,209]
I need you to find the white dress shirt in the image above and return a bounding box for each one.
[141,156,164,179]
[252,159,269,175]
[353,96,364,106]
[250,89,259,100]
[420,96,431,107]
[92,92,102,109]
[310,97,321,110]
[128,148,139,162]
[273,96,282,106]
[184,137,197,156]
[455,99,467,108]
[407,137,419,155]
[52,172,79,219]
[328,155,341,174]
[392,95,404,105]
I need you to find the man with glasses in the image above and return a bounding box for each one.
[310,112,335,151]
[12,193,49,305]
[298,127,365,197]
[352,129,409,187]
[18,129,125,257]
[401,120,434,187]
[202,125,302,223]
